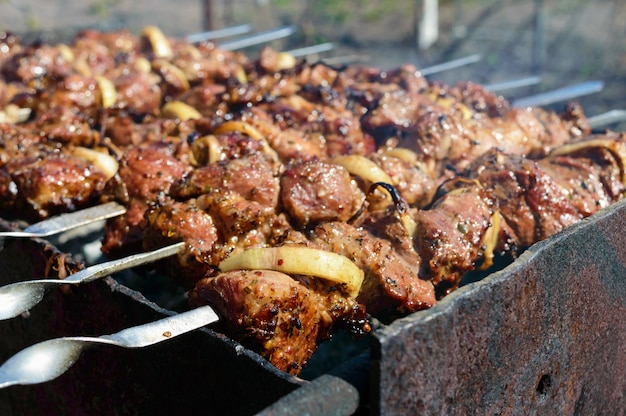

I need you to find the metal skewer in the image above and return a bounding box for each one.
[0,202,126,239]
[219,26,296,51]
[0,305,219,389]
[0,242,185,320]
[420,54,481,76]
[512,80,605,108]
[286,42,334,58]
[186,24,252,43]
[587,109,626,130]
[320,54,371,66]
[484,76,542,92]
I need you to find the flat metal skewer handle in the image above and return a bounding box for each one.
[0,202,126,239]
[219,26,296,51]
[186,24,252,43]
[420,54,481,76]
[286,42,334,58]
[484,76,542,92]
[512,80,605,108]
[0,242,185,320]
[588,109,626,129]
[0,305,219,389]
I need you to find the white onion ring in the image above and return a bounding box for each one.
[332,155,393,185]
[95,75,117,109]
[219,246,364,297]
[213,120,265,141]
[141,25,173,59]
[72,147,119,181]
[479,210,501,270]
[162,101,202,121]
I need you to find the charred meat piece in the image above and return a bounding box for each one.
[111,142,190,203]
[415,179,497,296]
[280,160,364,227]
[537,134,626,216]
[140,193,292,287]
[101,142,190,256]
[171,153,279,208]
[368,151,438,207]
[467,150,586,248]
[0,146,110,220]
[442,81,510,117]
[189,269,369,375]
[142,199,220,288]
[1,43,73,87]
[307,221,436,316]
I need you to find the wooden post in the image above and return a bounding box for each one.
[201,0,213,31]
[532,0,545,74]
[416,0,439,50]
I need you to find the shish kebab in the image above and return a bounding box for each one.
[0,26,623,377]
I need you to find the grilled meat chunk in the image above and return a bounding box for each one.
[280,160,364,227]
[0,26,624,378]
[171,153,279,208]
[142,200,220,288]
[467,150,586,248]
[415,180,497,296]
[101,142,190,256]
[307,221,436,316]
[189,269,369,375]
[0,144,109,220]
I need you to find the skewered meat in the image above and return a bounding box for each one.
[191,133,625,372]
[280,160,364,226]
[190,269,369,374]
[0,26,624,376]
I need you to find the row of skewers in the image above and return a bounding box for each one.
[0,21,624,387]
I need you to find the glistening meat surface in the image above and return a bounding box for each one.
[0,26,624,376]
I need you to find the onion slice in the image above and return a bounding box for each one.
[95,75,117,109]
[141,25,173,59]
[276,52,296,70]
[479,210,501,270]
[549,137,626,184]
[332,155,393,185]
[0,105,31,124]
[190,134,222,166]
[72,147,119,181]
[162,101,202,121]
[219,246,364,297]
[383,148,418,165]
[152,59,191,92]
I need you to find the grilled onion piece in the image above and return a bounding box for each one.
[332,155,393,185]
[479,210,501,270]
[0,105,31,124]
[190,135,222,166]
[214,120,265,141]
[95,75,117,109]
[219,246,364,297]
[71,147,119,180]
[162,101,202,121]
[549,137,626,184]
[141,25,173,59]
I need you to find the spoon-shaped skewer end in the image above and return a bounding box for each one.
[0,339,86,388]
[0,282,46,320]
[0,305,219,389]
[0,242,186,322]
